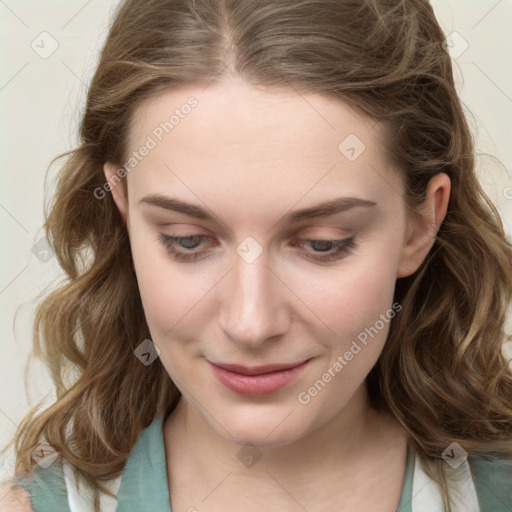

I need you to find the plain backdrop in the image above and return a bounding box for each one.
[1,0,511,479]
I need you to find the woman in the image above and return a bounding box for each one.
[2,0,512,511]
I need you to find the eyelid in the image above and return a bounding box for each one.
[157,223,351,238]
[157,232,356,264]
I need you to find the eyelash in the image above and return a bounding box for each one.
[157,234,356,263]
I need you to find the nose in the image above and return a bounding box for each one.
[218,249,290,348]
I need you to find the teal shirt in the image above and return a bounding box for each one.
[12,416,512,512]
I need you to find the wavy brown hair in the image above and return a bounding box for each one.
[4,0,512,510]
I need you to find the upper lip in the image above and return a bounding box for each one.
[209,359,310,376]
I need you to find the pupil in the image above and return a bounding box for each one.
[311,240,333,252]
[180,236,201,249]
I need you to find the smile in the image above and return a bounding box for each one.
[208,359,312,396]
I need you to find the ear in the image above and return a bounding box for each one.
[104,162,128,223]
[396,172,451,278]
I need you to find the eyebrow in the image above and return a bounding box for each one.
[139,194,377,226]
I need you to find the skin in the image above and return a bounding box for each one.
[104,76,450,511]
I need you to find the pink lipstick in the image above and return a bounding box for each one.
[208,359,311,396]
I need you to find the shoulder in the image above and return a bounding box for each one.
[0,461,71,512]
[0,479,33,512]
[0,417,165,512]
[468,451,512,511]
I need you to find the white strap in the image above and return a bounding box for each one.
[63,460,122,512]
[411,454,480,512]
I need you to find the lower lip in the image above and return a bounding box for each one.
[209,360,311,397]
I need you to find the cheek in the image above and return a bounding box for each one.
[293,255,400,419]
[129,227,194,333]
[289,236,402,343]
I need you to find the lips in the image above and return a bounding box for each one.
[208,358,312,396]
[210,360,309,375]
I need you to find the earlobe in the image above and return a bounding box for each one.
[396,173,451,278]
[103,162,128,223]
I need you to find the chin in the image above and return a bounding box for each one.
[211,409,308,449]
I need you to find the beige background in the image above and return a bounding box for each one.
[1,0,511,480]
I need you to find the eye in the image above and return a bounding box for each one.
[157,233,356,263]
[292,237,356,263]
[158,234,214,261]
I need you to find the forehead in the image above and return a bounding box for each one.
[124,79,402,214]
[128,79,382,154]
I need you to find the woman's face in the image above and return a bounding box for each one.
[105,79,438,447]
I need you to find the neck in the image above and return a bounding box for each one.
[163,382,407,486]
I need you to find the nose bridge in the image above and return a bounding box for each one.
[219,244,288,345]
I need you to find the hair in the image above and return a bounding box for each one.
[4,0,512,510]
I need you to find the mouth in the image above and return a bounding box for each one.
[208,358,312,396]
[209,360,310,375]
